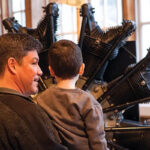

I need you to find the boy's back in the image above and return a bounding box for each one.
[37,85,108,150]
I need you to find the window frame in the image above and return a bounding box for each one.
[135,0,150,61]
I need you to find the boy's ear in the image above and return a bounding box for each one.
[79,63,85,76]
[7,57,17,74]
[49,66,55,77]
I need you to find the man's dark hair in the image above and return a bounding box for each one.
[0,33,43,74]
[48,40,83,79]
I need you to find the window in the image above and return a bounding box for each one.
[54,0,123,44]
[44,0,85,43]
[0,0,27,35]
[135,0,150,121]
[0,0,122,41]
[0,0,10,34]
[136,0,150,60]
[9,0,26,26]
[90,0,122,28]
[56,4,78,43]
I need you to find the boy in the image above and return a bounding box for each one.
[36,40,109,150]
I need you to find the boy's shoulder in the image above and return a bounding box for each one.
[77,88,96,99]
[35,85,55,100]
[44,86,95,99]
[37,85,98,103]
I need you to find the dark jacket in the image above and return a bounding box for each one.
[0,88,67,150]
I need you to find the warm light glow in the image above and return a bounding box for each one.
[49,0,86,7]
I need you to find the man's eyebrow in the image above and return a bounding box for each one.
[33,57,39,61]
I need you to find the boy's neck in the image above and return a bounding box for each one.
[55,75,79,89]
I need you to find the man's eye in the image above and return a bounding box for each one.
[32,62,37,65]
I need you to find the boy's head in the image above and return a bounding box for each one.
[48,40,84,79]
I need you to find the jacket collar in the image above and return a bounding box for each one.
[0,87,33,102]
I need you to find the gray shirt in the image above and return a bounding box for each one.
[37,86,109,150]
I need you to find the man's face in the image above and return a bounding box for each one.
[16,50,43,96]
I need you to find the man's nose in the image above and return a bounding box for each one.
[38,65,43,76]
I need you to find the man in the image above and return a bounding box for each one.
[0,33,66,150]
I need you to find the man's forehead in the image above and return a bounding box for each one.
[26,50,38,56]
[24,50,39,60]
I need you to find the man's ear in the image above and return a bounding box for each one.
[79,63,85,76]
[7,57,18,74]
[49,66,55,77]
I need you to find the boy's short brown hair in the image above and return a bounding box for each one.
[48,40,83,79]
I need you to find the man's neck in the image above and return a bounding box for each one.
[0,77,21,94]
